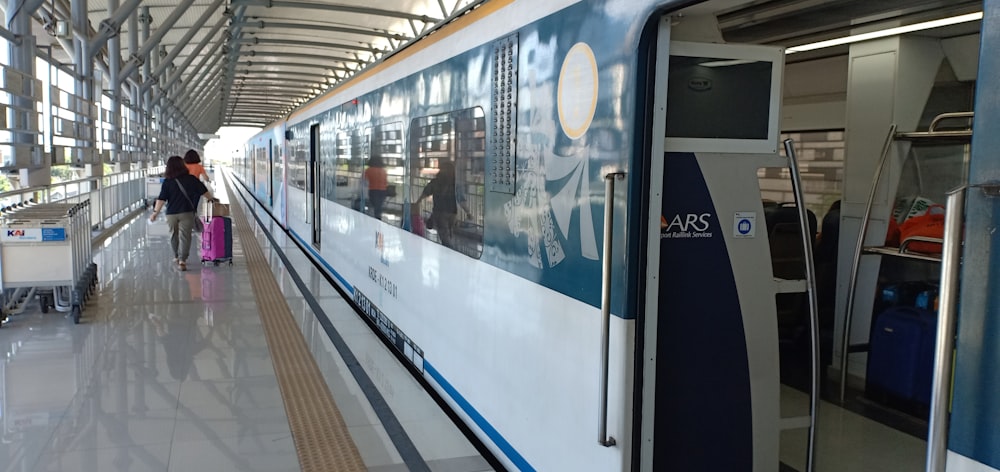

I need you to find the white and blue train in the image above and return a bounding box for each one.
[233,0,1000,471]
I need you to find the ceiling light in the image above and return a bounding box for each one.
[786,11,983,54]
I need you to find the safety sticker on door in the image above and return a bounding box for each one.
[733,212,756,239]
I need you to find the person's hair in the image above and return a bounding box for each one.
[438,161,455,178]
[164,155,190,179]
[183,149,201,164]
[369,156,384,167]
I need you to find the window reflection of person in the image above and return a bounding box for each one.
[363,156,388,220]
[416,161,458,248]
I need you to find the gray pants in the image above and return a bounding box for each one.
[166,212,197,261]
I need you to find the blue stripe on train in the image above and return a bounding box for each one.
[285,224,532,470]
[288,228,354,296]
[424,361,535,472]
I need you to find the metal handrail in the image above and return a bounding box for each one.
[925,187,965,472]
[784,139,820,472]
[929,112,974,133]
[598,171,624,448]
[839,124,897,403]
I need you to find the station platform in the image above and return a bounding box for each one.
[0,171,493,472]
[0,169,936,472]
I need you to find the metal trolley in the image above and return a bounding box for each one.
[0,201,98,324]
[145,176,164,208]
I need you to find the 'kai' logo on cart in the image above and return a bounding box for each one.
[6,229,25,237]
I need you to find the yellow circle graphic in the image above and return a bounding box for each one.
[557,42,599,140]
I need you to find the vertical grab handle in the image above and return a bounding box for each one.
[784,140,821,472]
[841,124,898,403]
[925,187,965,472]
[599,172,625,448]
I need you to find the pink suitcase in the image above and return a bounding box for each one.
[201,216,233,265]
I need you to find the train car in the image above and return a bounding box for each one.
[235,0,995,471]
[244,123,288,226]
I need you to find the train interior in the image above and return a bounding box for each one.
[669,0,982,470]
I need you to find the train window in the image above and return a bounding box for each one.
[369,122,405,227]
[287,126,309,191]
[409,107,486,258]
[320,123,336,202]
[332,127,370,209]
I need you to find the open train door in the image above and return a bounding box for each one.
[636,16,820,472]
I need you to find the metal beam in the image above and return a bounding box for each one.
[229,88,312,97]
[229,0,439,23]
[233,77,326,87]
[141,0,225,93]
[88,0,143,58]
[238,60,354,73]
[0,23,20,44]
[234,70,335,82]
[118,0,200,83]
[226,101,299,109]
[237,50,366,65]
[182,72,223,120]
[183,68,225,116]
[234,37,381,54]
[233,19,408,41]
[219,5,253,126]
[173,50,225,107]
[155,12,230,93]
[156,33,225,104]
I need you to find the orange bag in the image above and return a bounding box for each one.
[898,204,945,254]
[885,218,900,247]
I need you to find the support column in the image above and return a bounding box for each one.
[128,9,141,165]
[140,7,154,163]
[834,36,944,382]
[8,0,47,187]
[108,0,123,168]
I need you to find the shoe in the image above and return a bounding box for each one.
[178,261,187,271]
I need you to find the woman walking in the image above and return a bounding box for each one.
[184,149,211,183]
[150,155,215,271]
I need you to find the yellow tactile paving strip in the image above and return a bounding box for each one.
[224,177,368,472]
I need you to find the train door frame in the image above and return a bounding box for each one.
[309,123,322,248]
[268,138,274,207]
[250,144,257,197]
[636,15,802,472]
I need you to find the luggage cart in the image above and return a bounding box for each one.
[145,176,164,208]
[0,201,98,324]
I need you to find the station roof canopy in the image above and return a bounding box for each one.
[18,0,984,134]
[26,0,486,133]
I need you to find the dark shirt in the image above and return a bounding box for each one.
[157,175,208,215]
[420,175,457,215]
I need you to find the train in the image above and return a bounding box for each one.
[232,0,999,471]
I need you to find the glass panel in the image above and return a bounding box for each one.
[333,127,370,210]
[759,130,845,223]
[369,122,404,227]
[409,108,485,258]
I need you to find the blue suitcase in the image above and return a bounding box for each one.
[866,306,937,404]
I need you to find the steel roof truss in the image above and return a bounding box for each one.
[158,19,228,98]
[230,0,439,23]
[146,0,225,89]
[238,50,364,66]
[238,60,352,73]
[235,19,409,42]
[119,0,200,84]
[236,37,381,55]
